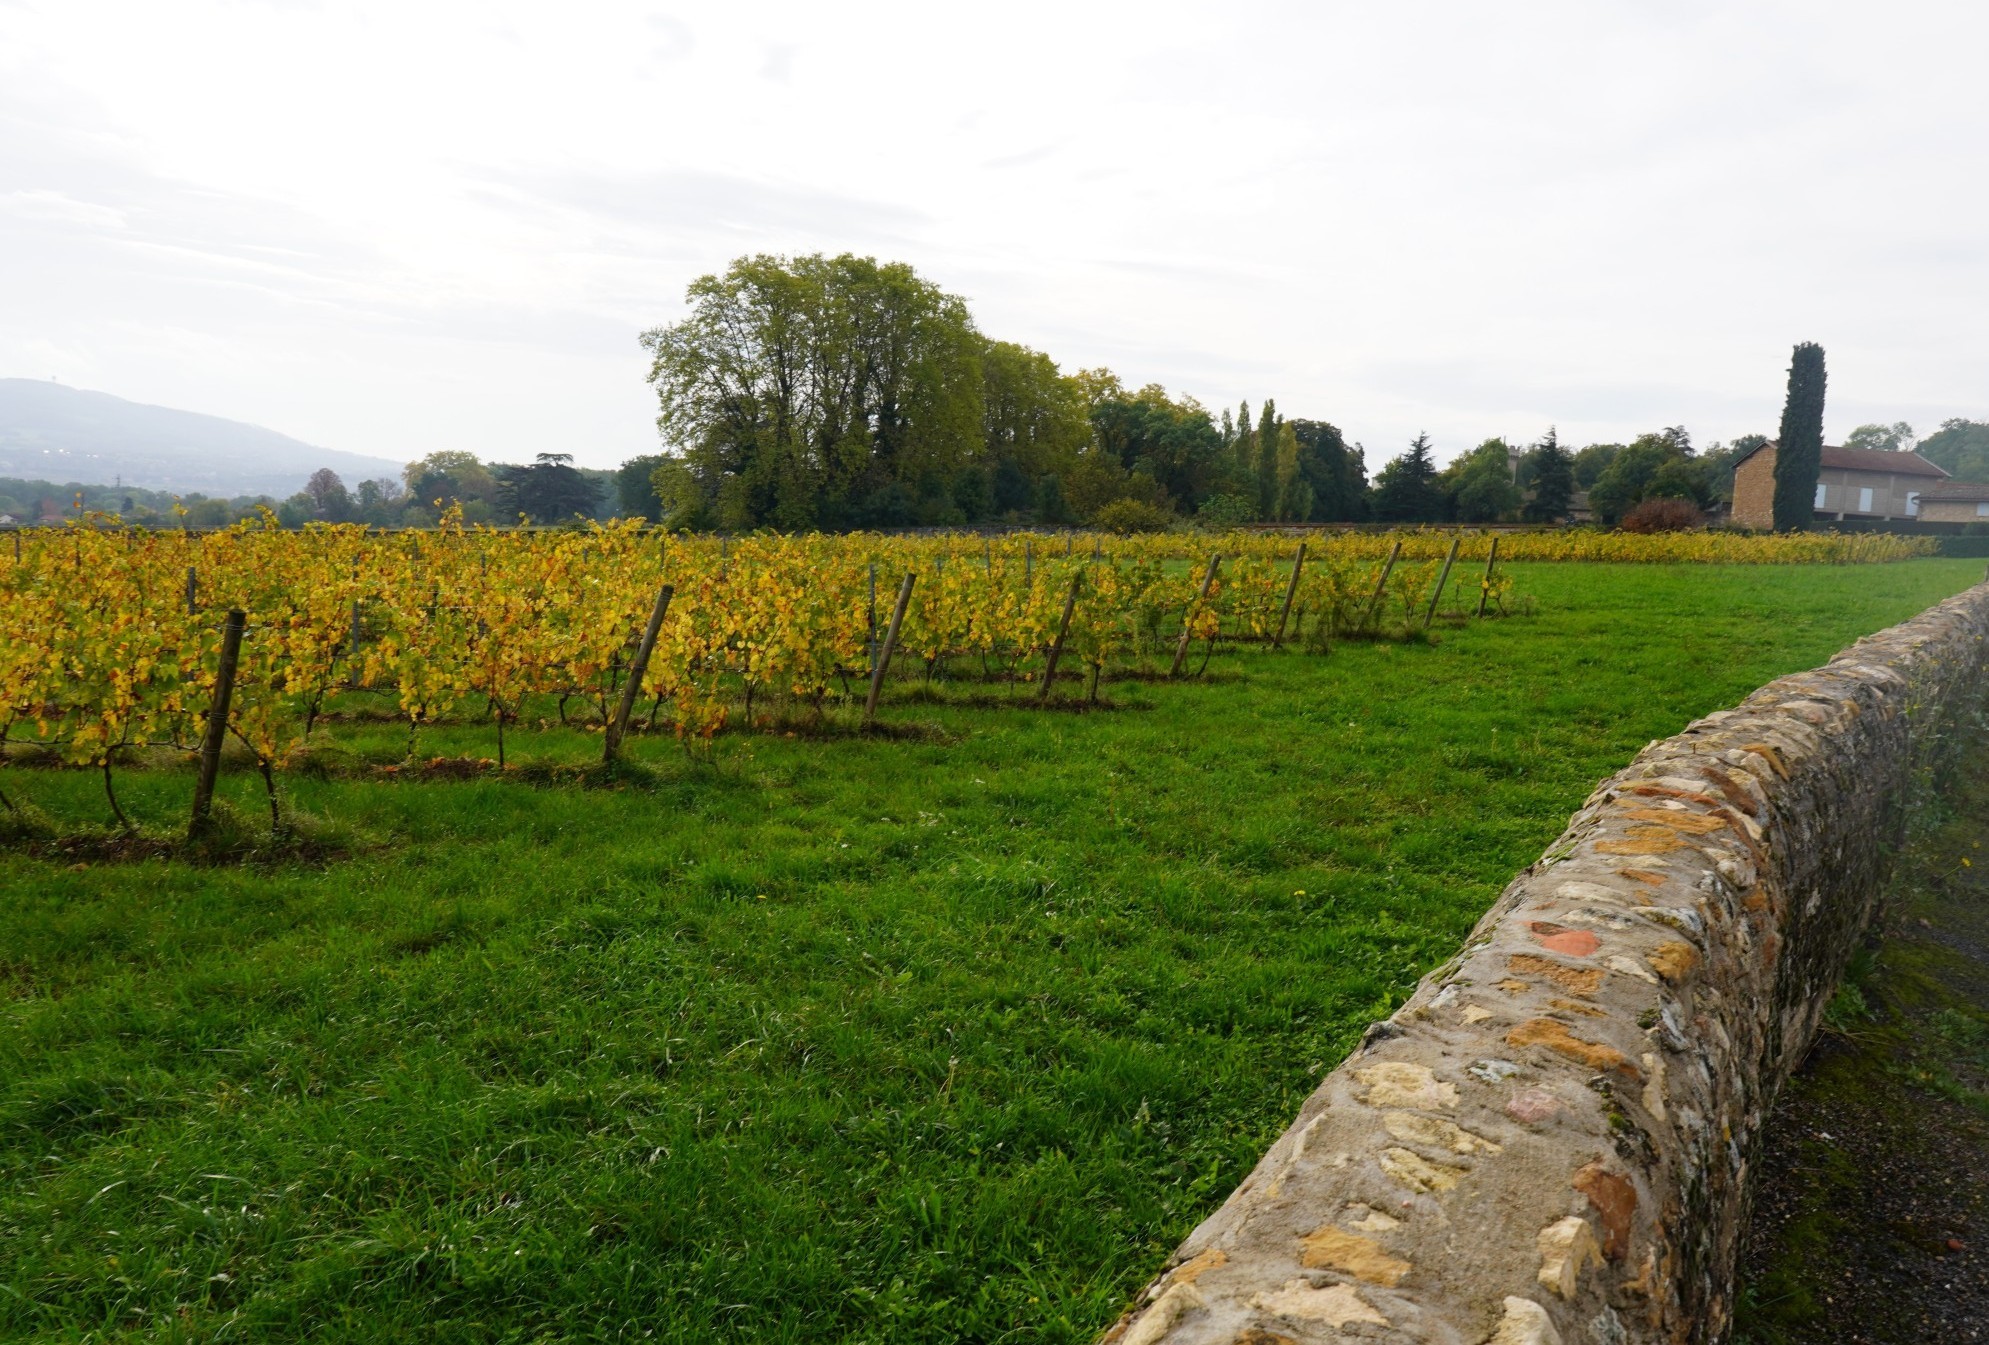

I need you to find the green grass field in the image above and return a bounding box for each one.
[2,560,1981,1344]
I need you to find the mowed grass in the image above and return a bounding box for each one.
[2,560,1980,1344]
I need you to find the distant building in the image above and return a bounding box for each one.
[1913,480,1989,524]
[1730,442,1949,528]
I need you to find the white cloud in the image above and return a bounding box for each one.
[3,0,1987,469]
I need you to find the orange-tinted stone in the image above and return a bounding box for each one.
[1507,1018,1640,1078]
[1596,831,1689,856]
[1620,807,1729,835]
[1529,923,1601,957]
[1573,1161,1638,1260]
[1508,952,1604,995]
[1649,941,1700,982]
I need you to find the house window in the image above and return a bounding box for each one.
[1978,502,1989,518]
[1858,486,1875,513]
[1908,492,1921,516]
[1814,482,1828,509]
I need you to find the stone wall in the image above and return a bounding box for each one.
[1102,583,1989,1345]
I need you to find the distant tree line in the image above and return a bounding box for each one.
[18,306,1986,535]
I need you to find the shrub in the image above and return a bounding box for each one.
[1619,497,1706,533]
[1092,498,1176,534]
[1195,493,1256,527]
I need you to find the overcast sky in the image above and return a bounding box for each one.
[4,1,1985,471]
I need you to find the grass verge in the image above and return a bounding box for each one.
[2,559,1982,1344]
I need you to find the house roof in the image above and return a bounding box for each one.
[1733,440,1950,478]
[1820,445,1949,477]
[1916,479,1989,501]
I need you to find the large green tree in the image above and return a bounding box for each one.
[1771,342,1827,531]
[1087,383,1226,514]
[1289,420,1369,521]
[1371,433,1445,523]
[496,453,601,524]
[616,454,665,522]
[640,254,986,531]
[1919,419,1989,481]
[1843,421,1913,453]
[1587,432,1704,526]
[1443,440,1522,523]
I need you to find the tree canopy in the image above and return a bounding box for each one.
[1371,434,1445,523]
[634,253,1368,531]
[1917,419,1989,481]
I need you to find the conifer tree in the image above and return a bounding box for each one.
[1771,342,1827,531]
[1232,400,1257,499]
[1272,422,1312,521]
[1372,433,1445,523]
[1522,427,1575,523]
[1256,399,1280,518]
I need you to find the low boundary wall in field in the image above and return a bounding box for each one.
[1104,583,1989,1344]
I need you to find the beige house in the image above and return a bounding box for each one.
[1913,479,1989,524]
[1731,442,1949,528]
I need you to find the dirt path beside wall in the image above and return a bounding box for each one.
[1736,749,1989,1343]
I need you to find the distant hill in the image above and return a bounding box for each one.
[0,379,404,498]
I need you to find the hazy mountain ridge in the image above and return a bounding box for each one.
[0,379,404,498]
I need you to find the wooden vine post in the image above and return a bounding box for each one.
[1359,541,1404,632]
[1038,571,1082,705]
[184,566,197,615]
[1422,536,1463,629]
[189,608,246,838]
[864,573,916,728]
[603,583,675,765]
[347,598,363,687]
[1271,540,1307,648]
[1171,554,1222,677]
[1476,536,1501,617]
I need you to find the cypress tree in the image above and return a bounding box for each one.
[1233,401,1257,499]
[1771,342,1827,531]
[1255,399,1279,519]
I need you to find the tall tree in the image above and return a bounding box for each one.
[1289,420,1369,521]
[1371,433,1445,523]
[1444,439,1522,523]
[1086,384,1226,514]
[1918,419,1989,481]
[496,453,600,524]
[1271,422,1313,521]
[1843,421,1914,453]
[1521,428,1574,523]
[302,468,352,522]
[1771,342,1827,531]
[1571,443,1620,490]
[1252,400,1280,519]
[1588,432,1697,526]
[640,253,984,531]
[1231,400,1257,502]
[616,454,666,521]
